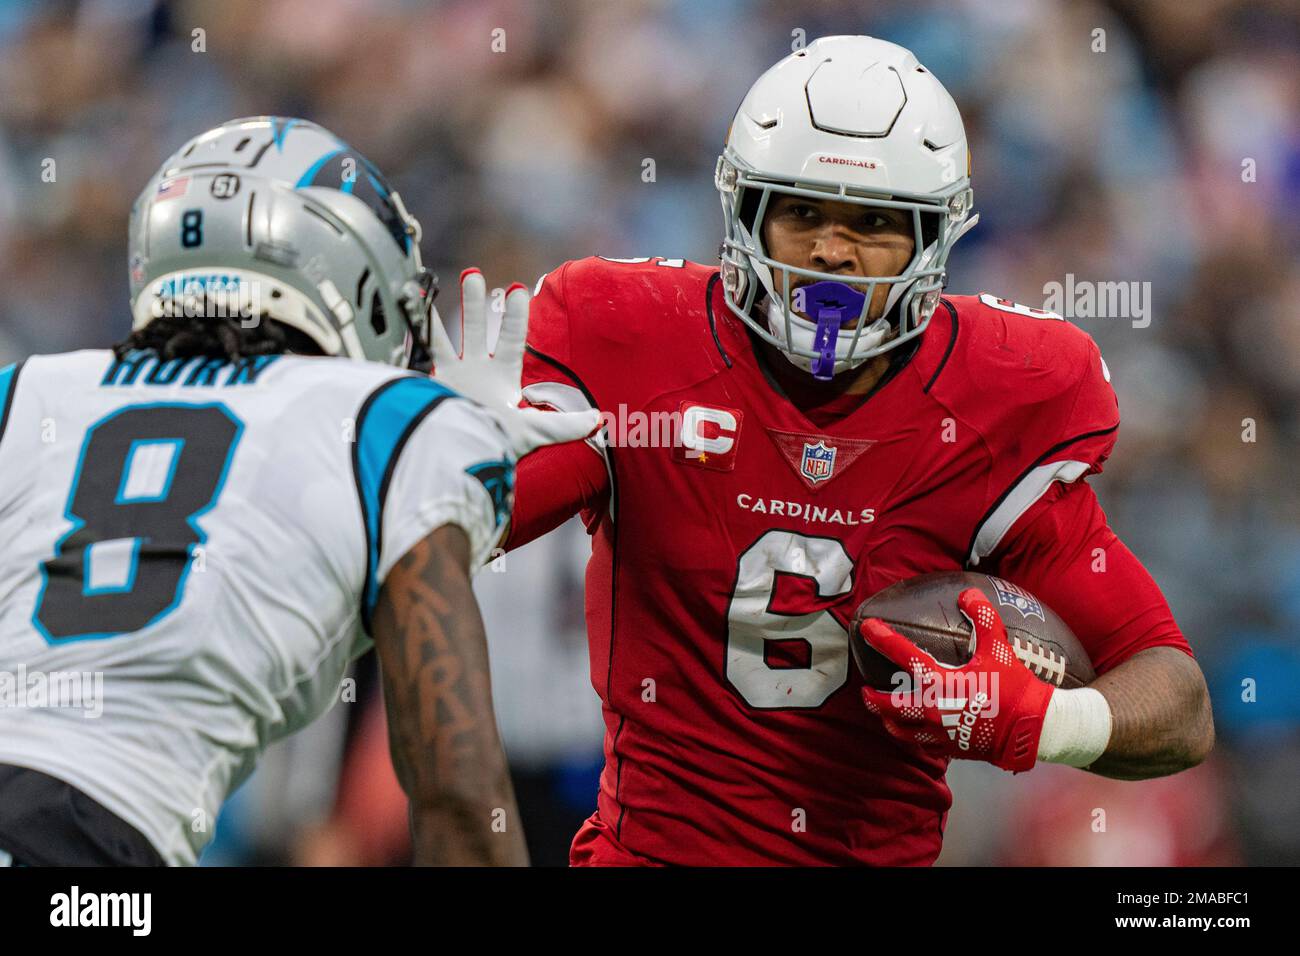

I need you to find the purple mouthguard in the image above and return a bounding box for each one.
[796,280,868,380]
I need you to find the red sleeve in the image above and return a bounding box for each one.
[504,261,611,551]
[986,478,1193,675]
[959,301,1121,567]
[505,440,609,550]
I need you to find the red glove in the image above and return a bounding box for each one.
[860,588,1054,772]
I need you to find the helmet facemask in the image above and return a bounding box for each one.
[718,150,977,380]
[714,35,980,379]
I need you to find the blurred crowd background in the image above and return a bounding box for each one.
[1,0,1297,865]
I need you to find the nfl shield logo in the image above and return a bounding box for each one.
[800,440,837,484]
[989,576,1046,622]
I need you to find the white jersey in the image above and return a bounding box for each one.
[0,349,513,864]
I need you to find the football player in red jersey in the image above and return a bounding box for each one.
[436,35,1214,865]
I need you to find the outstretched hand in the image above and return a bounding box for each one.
[430,269,601,458]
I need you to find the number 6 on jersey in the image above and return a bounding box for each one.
[726,530,854,708]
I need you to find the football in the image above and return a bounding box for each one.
[850,571,1096,691]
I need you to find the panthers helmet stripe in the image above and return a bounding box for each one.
[294,148,346,189]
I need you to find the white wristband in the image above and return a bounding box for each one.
[1038,687,1112,767]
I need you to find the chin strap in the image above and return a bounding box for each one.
[799,281,868,381]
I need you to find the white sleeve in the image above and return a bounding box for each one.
[378,398,514,583]
[351,376,514,632]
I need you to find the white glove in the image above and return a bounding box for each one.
[430,268,601,459]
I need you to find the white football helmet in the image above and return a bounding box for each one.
[716,36,978,378]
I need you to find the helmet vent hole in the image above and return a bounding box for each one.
[234,137,251,152]
[370,291,388,336]
[356,267,371,307]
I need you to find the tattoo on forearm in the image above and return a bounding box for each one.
[372,528,528,865]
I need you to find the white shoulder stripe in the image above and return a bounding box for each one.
[521,380,587,412]
[969,459,1090,565]
[520,382,605,451]
[521,381,613,519]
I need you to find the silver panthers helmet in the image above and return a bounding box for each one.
[128,117,435,367]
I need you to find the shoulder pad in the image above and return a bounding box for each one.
[525,257,723,408]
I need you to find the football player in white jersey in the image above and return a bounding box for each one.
[0,117,599,866]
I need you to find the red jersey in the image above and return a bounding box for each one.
[511,256,1191,866]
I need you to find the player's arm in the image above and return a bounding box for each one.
[505,414,609,550]
[431,265,610,553]
[352,268,600,864]
[371,523,527,865]
[987,479,1215,779]
[971,314,1213,778]
[1084,648,1213,779]
[862,313,1211,776]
